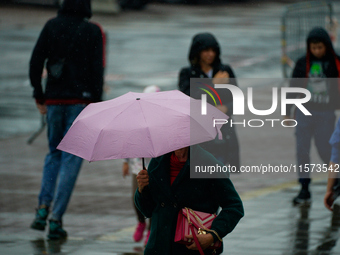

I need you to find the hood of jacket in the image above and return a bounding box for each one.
[307,27,335,60]
[58,0,92,19]
[188,33,221,68]
[304,27,340,78]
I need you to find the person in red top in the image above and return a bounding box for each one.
[169,151,186,185]
[135,145,244,255]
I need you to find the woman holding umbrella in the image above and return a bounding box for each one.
[56,89,243,254]
[178,32,240,171]
[134,145,244,254]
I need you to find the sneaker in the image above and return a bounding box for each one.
[144,230,150,246]
[30,205,49,231]
[133,222,146,242]
[293,189,311,205]
[48,220,67,240]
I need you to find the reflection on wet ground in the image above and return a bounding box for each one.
[26,204,340,255]
[31,238,67,254]
[316,205,340,254]
[30,238,144,255]
[291,204,340,255]
[293,205,310,254]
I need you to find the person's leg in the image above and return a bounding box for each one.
[132,173,146,242]
[31,105,64,230]
[293,110,314,204]
[48,105,85,239]
[38,105,65,206]
[296,110,314,182]
[144,217,152,246]
[50,152,83,221]
[50,104,85,221]
[314,111,335,164]
[132,173,146,223]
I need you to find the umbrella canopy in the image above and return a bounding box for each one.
[57,90,228,161]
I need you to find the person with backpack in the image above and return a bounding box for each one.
[29,0,105,239]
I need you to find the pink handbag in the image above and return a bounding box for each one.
[174,207,222,255]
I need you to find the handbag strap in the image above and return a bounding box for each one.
[186,208,204,254]
[190,224,205,255]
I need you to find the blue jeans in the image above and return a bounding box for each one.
[295,109,335,185]
[38,104,85,221]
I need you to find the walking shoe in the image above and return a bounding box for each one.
[144,230,150,246]
[293,189,311,205]
[30,205,49,231]
[133,222,146,242]
[48,220,67,240]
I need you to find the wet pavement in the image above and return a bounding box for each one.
[2,186,340,255]
[2,1,340,254]
[1,129,340,255]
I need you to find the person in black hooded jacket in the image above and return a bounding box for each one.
[29,0,105,239]
[178,32,240,172]
[284,27,340,205]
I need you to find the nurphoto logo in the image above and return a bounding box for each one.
[199,83,312,128]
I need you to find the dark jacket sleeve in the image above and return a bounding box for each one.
[286,57,306,116]
[178,67,191,96]
[90,23,104,102]
[134,186,156,218]
[209,178,244,242]
[29,21,50,103]
[292,57,306,79]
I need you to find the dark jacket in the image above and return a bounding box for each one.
[135,145,244,255]
[178,33,237,117]
[29,0,105,105]
[287,27,340,115]
[178,33,240,169]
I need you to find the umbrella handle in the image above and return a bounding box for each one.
[142,157,146,170]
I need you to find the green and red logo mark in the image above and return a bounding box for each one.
[198,83,223,107]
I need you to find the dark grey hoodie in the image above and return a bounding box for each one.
[29,0,105,105]
[178,33,237,116]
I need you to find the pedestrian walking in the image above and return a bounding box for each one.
[324,118,340,211]
[284,27,340,205]
[29,0,105,239]
[121,85,160,246]
[178,32,240,171]
[135,145,244,255]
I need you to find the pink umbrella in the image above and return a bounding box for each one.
[57,90,228,166]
